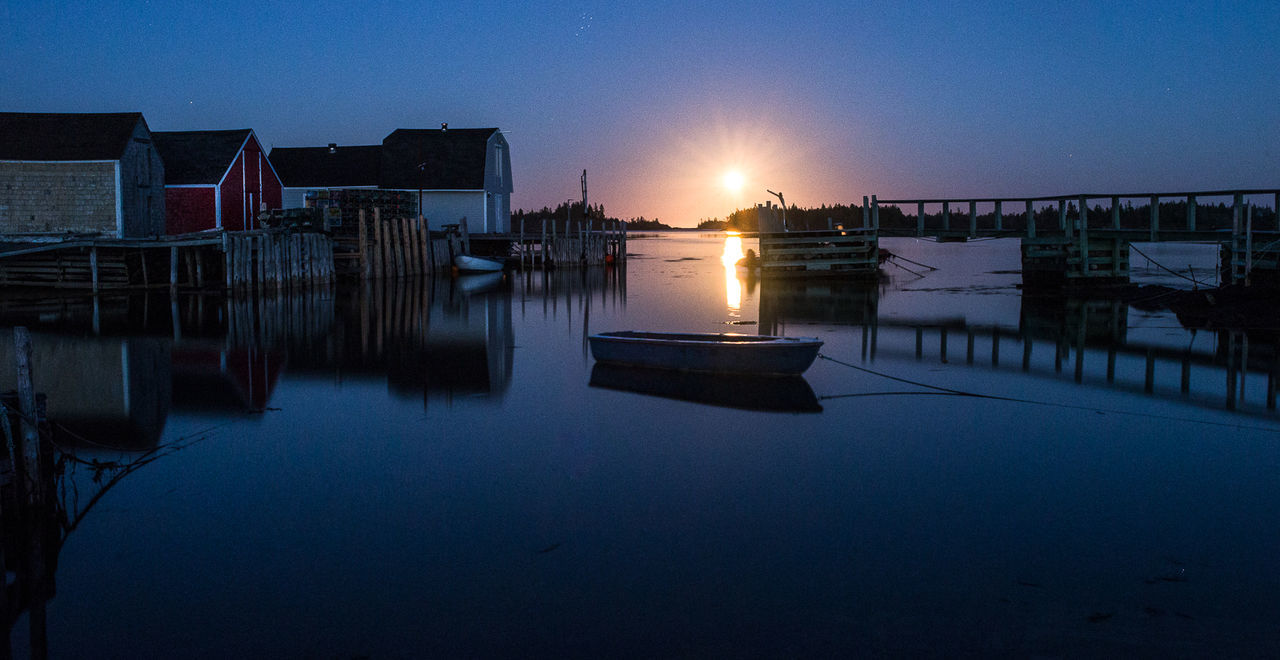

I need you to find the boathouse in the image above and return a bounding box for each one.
[0,112,166,238]
[269,143,382,209]
[153,129,282,233]
[380,127,512,233]
[269,126,512,233]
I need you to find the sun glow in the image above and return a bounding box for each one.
[722,170,745,194]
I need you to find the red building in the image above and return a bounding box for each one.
[153,129,282,233]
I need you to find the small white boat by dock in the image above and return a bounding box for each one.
[454,254,505,273]
[588,331,822,376]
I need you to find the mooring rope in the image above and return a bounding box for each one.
[885,252,938,271]
[1128,242,1211,288]
[816,353,1280,434]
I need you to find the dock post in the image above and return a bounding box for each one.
[1150,195,1159,241]
[1058,200,1068,236]
[1186,195,1196,231]
[1112,196,1121,229]
[373,208,384,279]
[968,201,977,236]
[90,246,99,294]
[942,201,950,231]
[170,245,179,293]
[13,326,40,474]
[223,231,232,291]
[541,218,548,268]
[862,196,869,229]
[1246,202,1254,284]
[871,195,879,230]
[358,209,369,278]
[1079,195,1090,275]
[1026,200,1035,238]
[917,201,924,236]
[995,201,1002,231]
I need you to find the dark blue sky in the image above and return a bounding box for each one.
[4,1,1278,226]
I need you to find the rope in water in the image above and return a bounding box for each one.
[1128,242,1212,288]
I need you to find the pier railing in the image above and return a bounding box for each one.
[866,188,1280,241]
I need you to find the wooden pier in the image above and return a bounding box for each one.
[0,228,335,293]
[744,202,880,278]
[867,188,1280,287]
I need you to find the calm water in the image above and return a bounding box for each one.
[3,234,1279,657]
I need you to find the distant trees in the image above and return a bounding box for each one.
[511,201,675,231]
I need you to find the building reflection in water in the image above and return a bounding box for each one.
[0,345,204,659]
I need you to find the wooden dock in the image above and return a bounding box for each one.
[740,202,879,278]
[867,188,1280,287]
[0,228,335,293]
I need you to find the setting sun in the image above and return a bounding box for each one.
[722,170,744,193]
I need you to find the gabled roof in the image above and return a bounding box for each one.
[0,112,146,160]
[152,129,253,185]
[380,128,498,190]
[268,144,381,187]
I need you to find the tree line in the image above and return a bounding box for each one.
[511,201,675,232]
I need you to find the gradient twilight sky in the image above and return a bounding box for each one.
[4,1,1278,226]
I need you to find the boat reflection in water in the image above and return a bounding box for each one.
[589,363,822,413]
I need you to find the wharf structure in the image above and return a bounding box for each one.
[866,189,1280,288]
[743,188,1280,288]
[1,114,620,293]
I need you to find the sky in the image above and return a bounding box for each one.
[3,0,1279,226]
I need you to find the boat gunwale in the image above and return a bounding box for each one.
[591,331,821,346]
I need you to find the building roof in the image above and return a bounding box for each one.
[152,129,253,185]
[268,144,382,187]
[380,128,498,190]
[0,112,146,160]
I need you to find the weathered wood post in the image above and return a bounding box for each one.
[917,201,925,236]
[1026,200,1036,238]
[942,201,950,231]
[358,209,368,278]
[373,208,384,279]
[862,196,869,229]
[871,195,879,230]
[1079,195,1090,275]
[1112,196,1121,230]
[969,201,977,236]
[88,246,99,294]
[1187,194,1197,231]
[1246,201,1254,284]
[1059,200,1069,237]
[170,245,179,293]
[995,200,1003,231]
[13,327,39,463]
[223,232,232,290]
[1149,195,1159,241]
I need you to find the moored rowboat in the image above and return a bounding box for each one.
[588,331,822,376]
[454,254,504,273]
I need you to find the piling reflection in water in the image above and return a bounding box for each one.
[745,269,1280,416]
[758,278,881,335]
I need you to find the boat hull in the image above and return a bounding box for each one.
[454,255,504,273]
[588,331,822,376]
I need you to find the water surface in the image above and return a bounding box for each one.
[3,233,1277,657]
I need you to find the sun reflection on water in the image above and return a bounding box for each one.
[722,233,745,312]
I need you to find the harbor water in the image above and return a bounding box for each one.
[2,233,1278,657]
